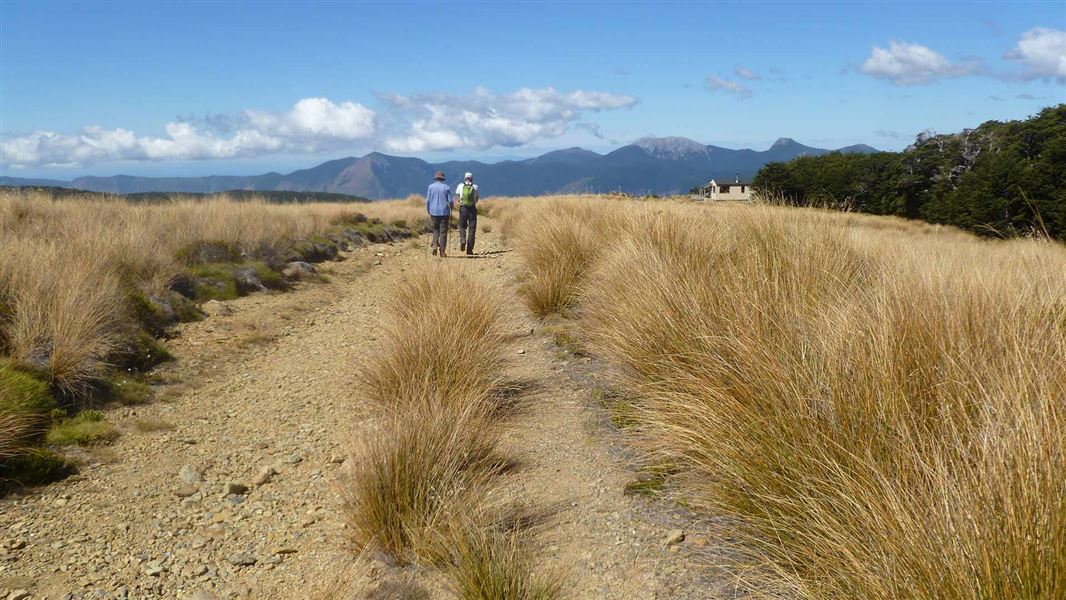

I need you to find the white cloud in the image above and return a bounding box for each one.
[379,86,636,153]
[705,76,752,99]
[734,65,761,80]
[1,97,376,168]
[860,41,981,85]
[2,88,635,167]
[1005,27,1066,80]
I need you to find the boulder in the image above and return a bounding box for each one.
[233,268,266,294]
[282,261,317,280]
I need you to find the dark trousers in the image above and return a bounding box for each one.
[430,215,449,251]
[458,205,477,252]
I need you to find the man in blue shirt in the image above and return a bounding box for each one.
[425,170,453,257]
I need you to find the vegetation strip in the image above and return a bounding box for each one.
[0,190,428,492]
[342,267,561,599]
[505,196,1065,599]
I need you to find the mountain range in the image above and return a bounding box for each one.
[0,137,879,199]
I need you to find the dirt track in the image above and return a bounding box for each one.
[0,223,723,600]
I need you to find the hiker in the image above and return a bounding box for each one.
[426,170,453,257]
[455,172,480,255]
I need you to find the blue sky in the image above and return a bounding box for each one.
[2,1,1064,178]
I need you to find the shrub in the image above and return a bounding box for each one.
[46,410,118,446]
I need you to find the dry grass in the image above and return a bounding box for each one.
[0,189,427,396]
[512,196,1066,599]
[358,267,512,412]
[0,411,35,461]
[346,265,555,596]
[342,399,505,565]
[440,518,563,600]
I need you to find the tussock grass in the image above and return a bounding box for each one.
[440,519,563,600]
[513,197,1066,599]
[342,399,505,565]
[358,268,511,412]
[0,189,427,397]
[347,266,555,597]
[0,410,35,461]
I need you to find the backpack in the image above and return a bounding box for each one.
[461,183,476,206]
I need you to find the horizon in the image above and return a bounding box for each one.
[1,135,884,182]
[2,1,1064,179]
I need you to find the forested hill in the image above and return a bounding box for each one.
[753,105,1066,239]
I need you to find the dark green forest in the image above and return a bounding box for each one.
[752,105,1066,239]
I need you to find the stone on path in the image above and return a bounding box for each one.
[226,552,257,567]
[174,485,198,498]
[252,466,277,486]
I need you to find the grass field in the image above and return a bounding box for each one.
[2,189,1062,598]
[0,188,429,486]
[501,196,1065,599]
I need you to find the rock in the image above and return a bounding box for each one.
[328,454,346,464]
[179,465,204,484]
[174,485,198,498]
[185,590,220,600]
[8,591,31,600]
[283,454,302,464]
[252,466,276,486]
[282,261,317,280]
[517,349,526,355]
[224,482,249,496]
[201,300,233,317]
[664,529,686,546]
[144,562,168,576]
[272,547,298,555]
[233,268,266,294]
[226,552,257,567]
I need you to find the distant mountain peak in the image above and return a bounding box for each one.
[770,137,800,149]
[633,136,710,159]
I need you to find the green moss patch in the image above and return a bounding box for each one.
[114,331,173,373]
[591,386,640,429]
[0,361,55,415]
[175,240,243,266]
[623,464,678,497]
[46,411,118,446]
[105,377,153,406]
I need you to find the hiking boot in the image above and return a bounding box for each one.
[440,248,447,258]
[459,244,466,252]
[466,249,474,256]
[431,247,438,256]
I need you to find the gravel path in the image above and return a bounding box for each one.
[0,223,728,600]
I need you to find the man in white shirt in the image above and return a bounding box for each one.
[455,172,480,255]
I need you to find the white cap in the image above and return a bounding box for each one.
[464,172,473,179]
